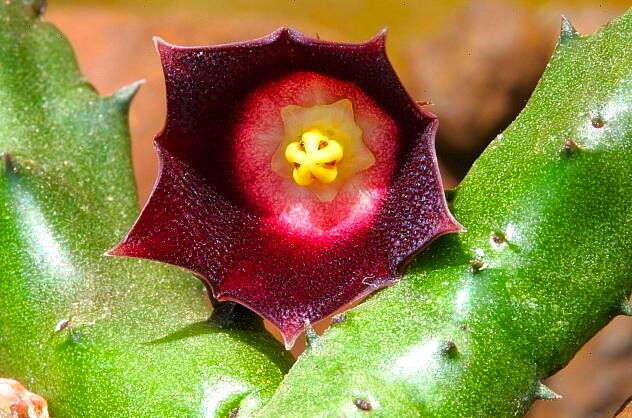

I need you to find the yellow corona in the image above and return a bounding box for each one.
[284,130,344,186]
[271,99,376,201]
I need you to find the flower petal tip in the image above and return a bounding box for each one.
[369,27,388,48]
[152,35,170,52]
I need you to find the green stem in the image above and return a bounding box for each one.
[0,2,291,416]
[257,11,632,417]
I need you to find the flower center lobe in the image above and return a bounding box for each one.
[284,129,344,186]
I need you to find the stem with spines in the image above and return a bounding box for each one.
[257,11,632,417]
[0,2,292,417]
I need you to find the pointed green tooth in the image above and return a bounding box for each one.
[109,80,144,112]
[559,15,580,46]
[304,320,320,349]
[535,383,562,400]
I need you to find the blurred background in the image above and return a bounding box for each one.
[46,1,631,416]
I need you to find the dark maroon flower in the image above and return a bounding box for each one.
[109,28,461,348]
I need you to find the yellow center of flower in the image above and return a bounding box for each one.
[284,130,344,186]
[271,99,376,202]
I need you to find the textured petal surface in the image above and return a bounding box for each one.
[111,28,460,347]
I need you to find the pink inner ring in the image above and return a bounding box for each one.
[233,71,399,241]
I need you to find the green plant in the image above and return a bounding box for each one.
[0,1,630,417]
[0,2,291,416]
[258,12,632,417]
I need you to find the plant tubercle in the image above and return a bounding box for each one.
[255,12,632,417]
[109,28,461,347]
[0,2,292,416]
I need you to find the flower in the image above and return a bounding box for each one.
[109,28,461,348]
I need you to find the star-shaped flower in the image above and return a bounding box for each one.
[109,28,461,348]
